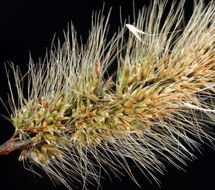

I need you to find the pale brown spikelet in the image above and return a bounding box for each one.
[1,0,215,190]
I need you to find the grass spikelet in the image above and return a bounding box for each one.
[1,0,215,189]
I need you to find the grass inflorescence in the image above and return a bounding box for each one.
[1,0,215,189]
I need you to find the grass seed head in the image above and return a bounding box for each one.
[1,0,215,189]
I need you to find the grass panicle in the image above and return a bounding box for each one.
[1,0,215,189]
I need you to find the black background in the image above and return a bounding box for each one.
[0,0,215,190]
